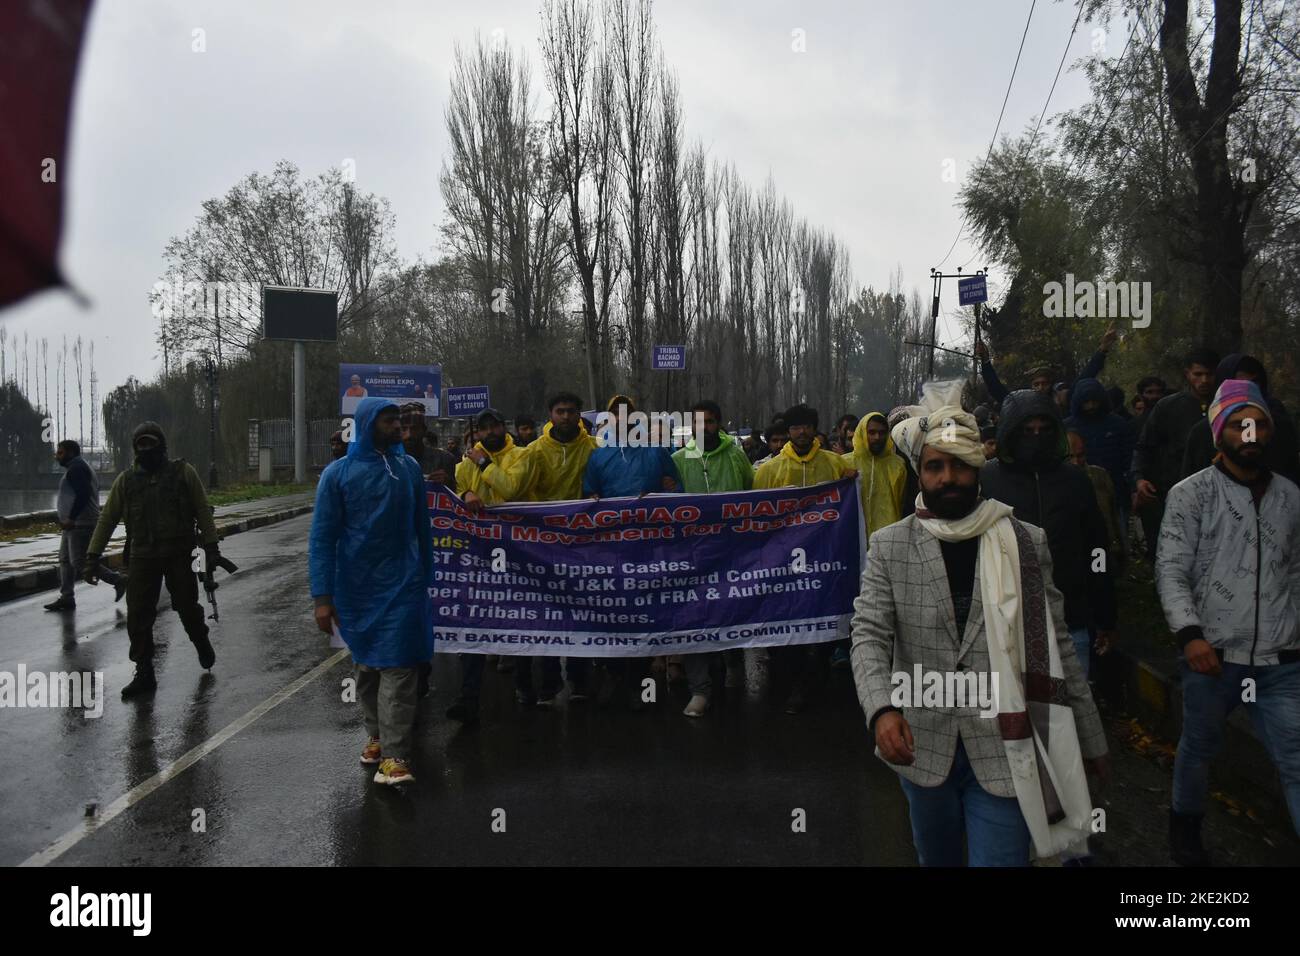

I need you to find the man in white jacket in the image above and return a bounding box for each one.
[1157,379,1300,865]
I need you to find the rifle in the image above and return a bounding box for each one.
[200,551,239,622]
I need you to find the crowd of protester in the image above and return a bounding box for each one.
[297,334,1300,867]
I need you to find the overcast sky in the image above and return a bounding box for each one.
[5,0,1119,434]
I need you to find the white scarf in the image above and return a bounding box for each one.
[916,495,1093,859]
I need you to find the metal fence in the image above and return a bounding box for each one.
[246,415,485,472]
[247,418,338,469]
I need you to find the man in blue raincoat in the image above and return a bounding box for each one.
[582,394,681,710]
[310,398,433,786]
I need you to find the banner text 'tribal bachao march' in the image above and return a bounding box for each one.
[426,478,864,656]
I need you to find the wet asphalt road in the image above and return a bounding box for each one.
[1,514,1295,866]
[0,515,914,866]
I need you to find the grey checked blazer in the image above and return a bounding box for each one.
[849,514,1108,798]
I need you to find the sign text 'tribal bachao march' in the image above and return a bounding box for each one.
[427,478,864,656]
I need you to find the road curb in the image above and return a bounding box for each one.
[1102,645,1288,817]
[0,503,313,604]
[0,510,57,530]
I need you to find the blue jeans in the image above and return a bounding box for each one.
[1173,659,1300,835]
[898,739,1031,866]
[1070,627,1092,680]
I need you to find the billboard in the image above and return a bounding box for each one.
[263,286,338,341]
[340,364,442,416]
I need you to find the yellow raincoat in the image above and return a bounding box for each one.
[525,421,598,502]
[841,411,906,539]
[753,437,846,489]
[457,433,536,505]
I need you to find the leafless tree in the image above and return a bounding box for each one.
[89,339,97,452]
[542,0,625,401]
[74,335,84,444]
[442,36,570,407]
[156,161,398,369]
[608,0,657,403]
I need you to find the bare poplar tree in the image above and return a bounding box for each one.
[61,335,69,443]
[74,335,84,444]
[542,0,623,401]
[90,339,97,453]
[608,0,657,403]
[650,64,690,410]
[441,34,569,408]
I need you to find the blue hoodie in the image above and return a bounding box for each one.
[309,397,433,667]
[1065,377,1136,500]
[582,442,681,498]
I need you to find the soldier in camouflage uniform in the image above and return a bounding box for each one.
[85,421,223,698]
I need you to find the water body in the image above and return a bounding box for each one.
[0,490,108,516]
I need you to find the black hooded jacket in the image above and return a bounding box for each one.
[1179,354,1300,485]
[979,389,1117,631]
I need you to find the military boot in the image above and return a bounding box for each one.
[121,662,157,699]
[192,635,216,670]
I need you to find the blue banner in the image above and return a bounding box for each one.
[427,478,864,656]
[340,363,442,416]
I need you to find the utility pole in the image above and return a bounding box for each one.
[927,266,987,381]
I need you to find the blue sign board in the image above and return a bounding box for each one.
[446,386,491,418]
[340,364,441,416]
[653,345,686,370]
[957,275,988,306]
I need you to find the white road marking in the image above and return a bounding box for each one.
[19,648,352,867]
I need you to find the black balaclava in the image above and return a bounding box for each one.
[1016,425,1060,471]
[132,421,168,472]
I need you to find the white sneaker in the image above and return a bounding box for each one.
[683,694,710,718]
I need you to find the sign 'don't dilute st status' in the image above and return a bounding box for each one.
[957,275,988,307]
[446,386,491,417]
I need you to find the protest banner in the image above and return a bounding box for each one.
[427,477,864,656]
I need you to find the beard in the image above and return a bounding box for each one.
[481,432,507,452]
[552,422,579,442]
[921,482,979,519]
[1221,439,1266,470]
